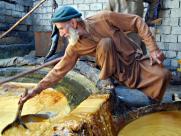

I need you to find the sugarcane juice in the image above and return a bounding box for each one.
[0,88,70,136]
[118,111,181,136]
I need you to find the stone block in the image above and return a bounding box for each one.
[74,0,84,4]
[0,43,34,59]
[63,0,73,4]
[34,25,52,32]
[68,5,78,10]
[162,0,179,9]
[5,2,15,10]
[90,3,103,10]
[103,3,108,9]
[0,15,5,23]
[161,35,177,43]
[85,11,98,17]
[171,59,178,67]
[157,26,171,34]
[56,0,62,5]
[5,16,18,24]
[163,59,171,67]
[43,0,52,7]
[15,5,24,12]
[43,13,52,19]
[4,9,12,16]
[42,25,52,31]
[12,11,22,18]
[0,8,6,15]
[97,0,108,2]
[165,51,177,58]
[84,0,97,3]
[171,9,181,17]
[177,52,181,59]
[78,4,90,10]
[40,8,47,14]
[161,17,179,26]
[0,23,8,31]
[39,19,51,26]
[23,0,33,6]
[45,6,52,13]
[178,35,181,42]
[33,25,44,32]
[172,27,181,34]
[0,1,5,8]
[168,43,181,51]
[33,14,44,24]
[157,42,166,50]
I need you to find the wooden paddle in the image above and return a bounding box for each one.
[1,89,57,134]
[1,90,28,134]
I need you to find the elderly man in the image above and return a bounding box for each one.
[20,6,171,104]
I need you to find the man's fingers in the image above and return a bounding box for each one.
[156,58,161,64]
[19,94,29,104]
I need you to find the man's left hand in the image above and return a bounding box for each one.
[149,49,165,65]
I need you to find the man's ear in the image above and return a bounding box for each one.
[71,18,78,29]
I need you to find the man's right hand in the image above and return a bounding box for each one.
[19,88,40,104]
[149,49,165,65]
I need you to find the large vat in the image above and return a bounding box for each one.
[117,102,181,136]
[0,66,99,136]
[1,66,180,136]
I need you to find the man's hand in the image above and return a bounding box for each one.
[19,88,40,105]
[149,49,165,65]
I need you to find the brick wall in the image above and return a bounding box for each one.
[157,0,181,71]
[32,0,108,31]
[0,0,33,44]
[32,0,181,71]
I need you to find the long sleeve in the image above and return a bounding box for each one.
[36,45,79,91]
[107,12,158,52]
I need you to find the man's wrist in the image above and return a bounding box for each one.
[149,48,159,53]
[33,85,43,94]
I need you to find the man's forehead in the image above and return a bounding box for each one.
[55,21,70,29]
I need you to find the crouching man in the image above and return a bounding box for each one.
[19,6,171,105]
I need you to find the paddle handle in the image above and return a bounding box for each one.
[15,89,28,120]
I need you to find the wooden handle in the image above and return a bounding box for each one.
[15,89,28,120]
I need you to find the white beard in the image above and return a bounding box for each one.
[68,27,79,46]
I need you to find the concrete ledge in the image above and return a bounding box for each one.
[50,94,117,136]
[0,43,34,59]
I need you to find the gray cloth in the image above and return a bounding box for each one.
[106,0,144,17]
[0,56,44,67]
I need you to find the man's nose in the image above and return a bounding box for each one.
[59,30,65,37]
